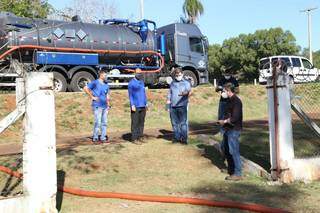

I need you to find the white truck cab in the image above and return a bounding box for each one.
[259,56,319,84]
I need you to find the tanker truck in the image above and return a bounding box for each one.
[0,12,209,92]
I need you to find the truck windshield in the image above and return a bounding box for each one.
[189,37,204,54]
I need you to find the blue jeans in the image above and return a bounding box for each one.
[170,106,188,142]
[222,130,242,176]
[92,106,108,141]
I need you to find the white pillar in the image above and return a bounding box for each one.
[267,72,294,181]
[15,77,25,111]
[23,72,57,213]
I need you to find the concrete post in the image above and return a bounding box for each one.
[15,77,25,111]
[23,72,57,212]
[267,72,295,181]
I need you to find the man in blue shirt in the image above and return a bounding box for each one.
[167,67,192,144]
[84,69,110,144]
[128,68,148,144]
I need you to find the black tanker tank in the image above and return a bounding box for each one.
[0,12,158,65]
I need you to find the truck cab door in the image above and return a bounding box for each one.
[188,36,207,70]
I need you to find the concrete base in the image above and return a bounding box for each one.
[283,158,320,183]
[0,196,26,212]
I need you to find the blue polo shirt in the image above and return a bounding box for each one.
[167,79,191,107]
[128,78,147,108]
[87,79,109,109]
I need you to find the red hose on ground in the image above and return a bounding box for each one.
[0,166,290,213]
[0,45,164,73]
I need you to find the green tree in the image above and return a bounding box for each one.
[0,0,53,18]
[301,48,320,68]
[182,0,204,24]
[313,51,320,69]
[208,28,300,82]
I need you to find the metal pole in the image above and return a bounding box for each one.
[140,0,144,20]
[308,11,312,63]
[301,7,318,64]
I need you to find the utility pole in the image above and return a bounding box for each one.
[300,7,318,64]
[140,0,144,20]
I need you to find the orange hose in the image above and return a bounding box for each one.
[0,45,164,73]
[0,165,290,213]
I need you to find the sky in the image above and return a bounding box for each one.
[49,0,320,51]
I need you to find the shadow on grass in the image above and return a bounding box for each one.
[0,157,22,197]
[57,149,99,174]
[292,120,320,158]
[197,144,227,171]
[56,170,65,211]
[156,122,220,142]
[189,121,220,136]
[239,126,271,171]
[190,182,303,213]
[121,133,132,142]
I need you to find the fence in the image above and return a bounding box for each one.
[292,82,320,126]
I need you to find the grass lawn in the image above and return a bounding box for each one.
[0,84,319,212]
[1,138,320,212]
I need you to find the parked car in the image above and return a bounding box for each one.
[259,55,319,84]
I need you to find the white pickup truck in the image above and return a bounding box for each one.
[259,56,319,84]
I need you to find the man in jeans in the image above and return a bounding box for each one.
[84,69,110,144]
[167,67,192,144]
[219,83,243,181]
[128,68,148,144]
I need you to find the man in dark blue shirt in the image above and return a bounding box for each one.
[167,67,192,144]
[128,68,148,144]
[84,69,110,144]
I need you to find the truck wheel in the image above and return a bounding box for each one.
[70,71,95,92]
[53,72,68,92]
[183,70,198,87]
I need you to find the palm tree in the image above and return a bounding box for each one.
[182,0,204,24]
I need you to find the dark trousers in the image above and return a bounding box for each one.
[131,107,146,141]
[170,105,188,143]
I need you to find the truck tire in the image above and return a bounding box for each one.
[183,70,198,87]
[53,72,68,92]
[70,71,95,92]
